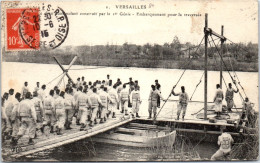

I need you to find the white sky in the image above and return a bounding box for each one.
[2,0,258,46]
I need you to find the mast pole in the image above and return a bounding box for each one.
[220,25,224,88]
[204,14,208,120]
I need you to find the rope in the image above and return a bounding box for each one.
[208,39,228,89]
[227,57,247,97]
[46,72,64,85]
[210,35,244,101]
[153,36,205,122]
[190,72,204,101]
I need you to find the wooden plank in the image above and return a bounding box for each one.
[128,123,171,130]
[138,117,235,127]
[10,118,132,158]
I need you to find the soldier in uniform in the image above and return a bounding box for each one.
[130,85,142,118]
[172,86,189,120]
[148,85,165,119]
[54,91,66,135]
[213,84,224,118]
[14,92,37,145]
[211,128,234,160]
[76,86,91,130]
[4,89,15,138]
[99,87,112,122]
[108,85,119,119]
[225,83,239,112]
[34,82,40,95]
[64,88,75,129]
[89,88,102,127]
[42,90,55,133]
[21,82,30,99]
[120,84,130,115]
[10,92,21,145]
[38,85,46,101]
[32,91,44,135]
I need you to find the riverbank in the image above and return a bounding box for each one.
[2,55,258,72]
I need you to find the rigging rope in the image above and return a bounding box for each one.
[46,72,64,86]
[153,36,205,122]
[208,38,228,88]
[190,72,204,101]
[225,42,248,97]
[210,35,244,100]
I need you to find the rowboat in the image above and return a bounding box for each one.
[92,122,176,148]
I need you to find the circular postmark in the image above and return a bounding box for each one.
[19,8,40,49]
[19,4,69,49]
[40,3,69,49]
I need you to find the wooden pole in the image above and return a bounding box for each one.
[220,25,224,88]
[204,14,208,120]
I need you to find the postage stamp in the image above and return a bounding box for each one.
[6,8,40,50]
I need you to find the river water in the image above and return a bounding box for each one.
[1,62,258,161]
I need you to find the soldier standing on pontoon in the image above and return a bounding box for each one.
[214,84,224,118]
[172,86,189,121]
[225,83,239,112]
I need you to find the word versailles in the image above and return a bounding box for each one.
[115,5,146,9]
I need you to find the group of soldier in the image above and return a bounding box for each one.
[1,75,142,146]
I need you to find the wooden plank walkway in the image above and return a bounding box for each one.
[2,113,133,158]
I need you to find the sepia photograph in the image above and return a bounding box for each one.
[1,0,259,161]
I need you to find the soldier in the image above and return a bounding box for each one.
[116,82,123,110]
[120,84,129,115]
[4,89,15,138]
[214,84,224,118]
[76,86,91,130]
[134,80,140,90]
[43,90,55,133]
[21,82,30,99]
[130,86,141,118]
[108,85,119,118]
[54,89,60,99]
[89,88,102,127]
[211,128,234,160]
[32,91,44,136]
[14,92,37,145]
[76,77,81,88]
[73,87,81,125]
[105,74,110,85]
[33,82,40,95]
[99,87,112,122]
[127,78,135,108]
[155,80,161,108]
[242,97,255,127]
[54,91,66,135]
[10,92,21,145]
[38,85,46,101]
[172,86,189,120]
[148,85,165,119]
[64,88,75,129]
[225,83,239,112]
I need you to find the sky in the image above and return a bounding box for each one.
[2,0,258,47]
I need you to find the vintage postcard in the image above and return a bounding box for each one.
[1,0,258,161]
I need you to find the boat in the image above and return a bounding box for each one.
[93,122,176,148]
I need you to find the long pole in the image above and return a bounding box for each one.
[204,14,208,120]
[220,25,224,88]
